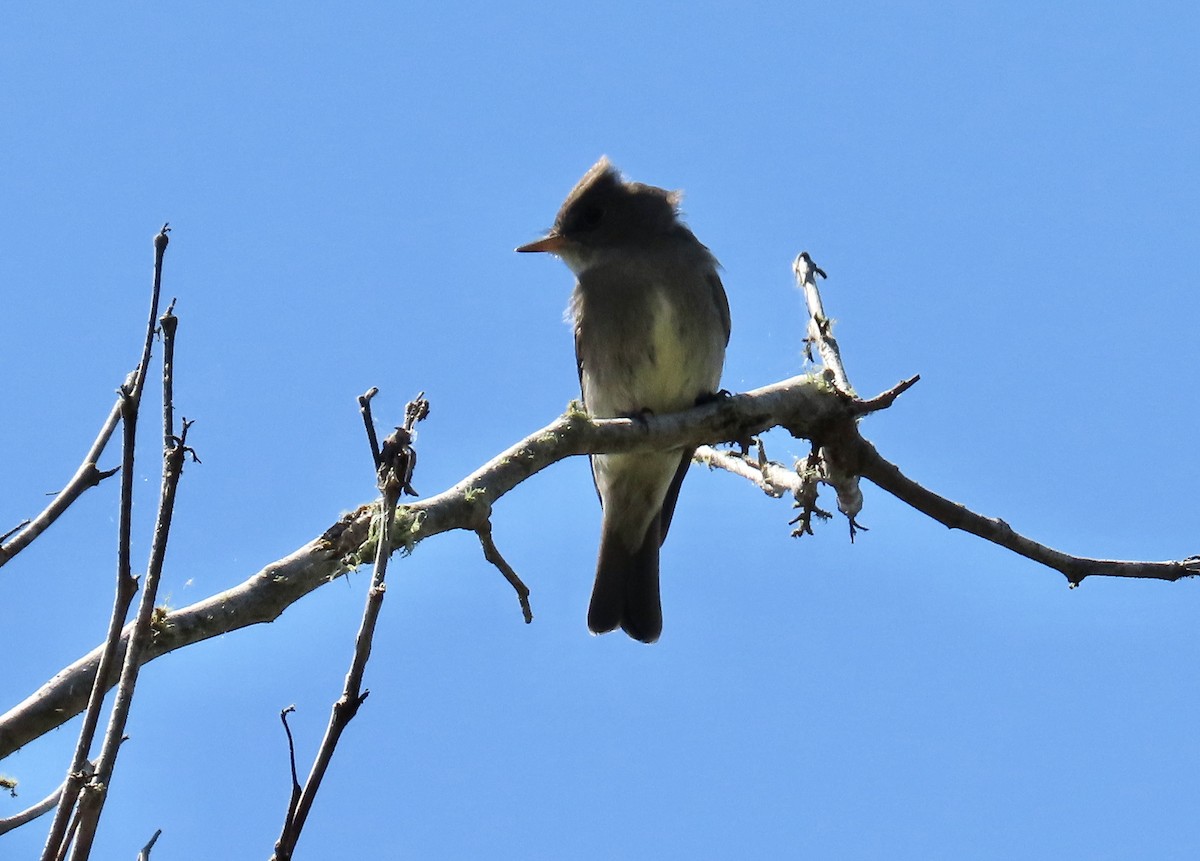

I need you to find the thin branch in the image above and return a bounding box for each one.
[694,444,796,499]
[272,393,428,859]
[476,522,534,623]
[790,252,868,533]
[1,520,31,544]
[789,446,833,538]
[0,787,60,835]
[0,761,94,836]
[853,375,921,416]
[40,385,140,860]
[67,416,195,860]
[278,706,301,832]
[137,829,162,861]
[794,252,853,396]
[0,414,120,569]
[851,436,1199,585]
[61,294,188,859]
[1,225,169,570]
[358,387,382,470]
[159,298,178,449]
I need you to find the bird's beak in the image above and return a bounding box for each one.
[516,233,567,253]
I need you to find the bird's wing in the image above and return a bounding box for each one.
[708,269,731,346]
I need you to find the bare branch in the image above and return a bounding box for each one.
[41,385,140,860]
[66,406,193,854]
[0,761,94,836]
[278,706,301,833]
[794,252,853,396]
[853,375,921,416]
[1,226,170,570]
[476,522,534,624]
[1,520,31,544]
[358,387,382,470]
[1,375,833,756]
[851,436,1200,585]
[137,829,162,861]
[54,282,185,859]
[694,444,795,499]
[159,299,178,448]
[272,392,428,859]
[6,369,1197,760]
[0,786,60,835]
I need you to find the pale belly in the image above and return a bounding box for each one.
[581,286,723,418]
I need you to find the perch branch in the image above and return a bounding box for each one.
[5,370,1197,760]
[1,374,835,757]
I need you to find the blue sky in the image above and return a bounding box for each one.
[3,3,1199,858]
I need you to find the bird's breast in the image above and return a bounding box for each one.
[577,280,724,418]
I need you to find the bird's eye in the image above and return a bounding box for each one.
[575,205,604,231]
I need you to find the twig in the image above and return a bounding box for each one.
[694,445,794,499]
[793,252,853,396]
[0,761,94,836]
[137,829,162,861]
[278,707,301,840]
[853,375,921,415]
[160,299,178,449]
[68,411,193,857]
[40,385,141,860]
[789,446,832,537]
[1,520,30,544]
[789,253,867,533]
[1,225,169,569]
[476,522,533,623]
[850,436,1195,585]
[358,388,382,470]
[0,786,59,835]
[59,285,191,860]
[272,392,428,859]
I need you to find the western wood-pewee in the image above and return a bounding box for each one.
[518,157,730,643]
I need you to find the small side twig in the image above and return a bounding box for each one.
[137,829,162,861]
[0,761,94,837]
[278,706,301,836]
[358,387,382,470]
[794,252,853,396]
[1,520,31,544]
[159,299,178,449]
[789,445,832,537]
[853,375,921,415]
[694,444,795,499]
[0,786,60,836]
[476,522,533,623]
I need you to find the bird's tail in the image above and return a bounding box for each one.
[588,514,662,644]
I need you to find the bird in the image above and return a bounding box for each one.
[517,157,730,642]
